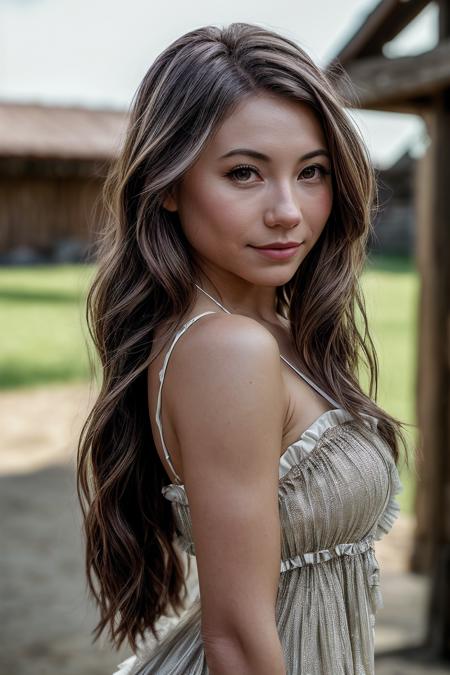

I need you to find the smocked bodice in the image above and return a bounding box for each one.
[161,408,400,593]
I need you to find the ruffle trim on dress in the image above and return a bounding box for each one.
[279,408,353,476]
[280,532,375,573]
[174,530,196,556]
[280,408,378,477]
[279,532,384,619]
[112,655,137,675]
[161,483,188,505]
[366,543,384,613]
[374,458,403,541]
[290,407,354,450]
[292,408,380,454]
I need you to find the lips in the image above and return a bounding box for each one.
[250,242,303,260]
[252,242,302,250]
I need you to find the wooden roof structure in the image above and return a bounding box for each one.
[327,0,450,662]
[0,101,128,161]
[328,0,449,113]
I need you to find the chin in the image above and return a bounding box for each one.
[245,269,299,287]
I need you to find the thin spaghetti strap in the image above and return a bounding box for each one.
[194,284,232,314]
[194,283,341,409]
[155,311,218,485]
[279,355,341,409]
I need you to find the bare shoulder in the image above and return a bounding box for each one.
[171,311,283,370]
[168,311,286,436]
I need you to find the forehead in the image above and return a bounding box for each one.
[207,93,327,156]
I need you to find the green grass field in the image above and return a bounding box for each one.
[0,265,95,388]
[0,257,418,513]
[361,255,419,515]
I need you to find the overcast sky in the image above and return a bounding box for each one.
[0,0,437,167]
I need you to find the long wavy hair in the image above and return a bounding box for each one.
[77,22,410,652]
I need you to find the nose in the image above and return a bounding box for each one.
[263,184,302,229]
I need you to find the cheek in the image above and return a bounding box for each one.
[178,178,252,241]
[305,184,333,230]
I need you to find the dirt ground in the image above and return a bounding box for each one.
[0,382,438,675]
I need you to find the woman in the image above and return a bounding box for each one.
[77,22,408,675]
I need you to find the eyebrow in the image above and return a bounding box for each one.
[219,148,331,162]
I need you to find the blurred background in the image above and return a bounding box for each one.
[0,0,449,673]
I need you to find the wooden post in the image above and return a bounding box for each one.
[327,0,450,659]
[412,90,450,658]
[411,0,450,659]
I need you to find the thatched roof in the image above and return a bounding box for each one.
[0,101,129,160]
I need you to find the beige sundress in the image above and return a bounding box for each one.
[114,292,402,675]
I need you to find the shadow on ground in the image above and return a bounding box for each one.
[0,463,130,675]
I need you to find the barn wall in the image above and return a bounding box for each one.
[0,174,106,256]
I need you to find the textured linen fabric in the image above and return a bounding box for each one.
[113,406,403,675]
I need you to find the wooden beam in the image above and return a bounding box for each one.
[334,0,431,64]
[0,156,111,179]
[439,0,450,38]
[412,89,450,660]
[328,40,450,113]
[415,0,450,658]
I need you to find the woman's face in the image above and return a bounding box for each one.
[164,92,333,291]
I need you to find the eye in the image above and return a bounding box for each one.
[300,164,331,180]
[225,164,260,183]
[225,162,332,184]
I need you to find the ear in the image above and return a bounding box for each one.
[162,186,178,212]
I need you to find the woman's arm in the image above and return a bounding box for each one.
[169,313,287,675]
